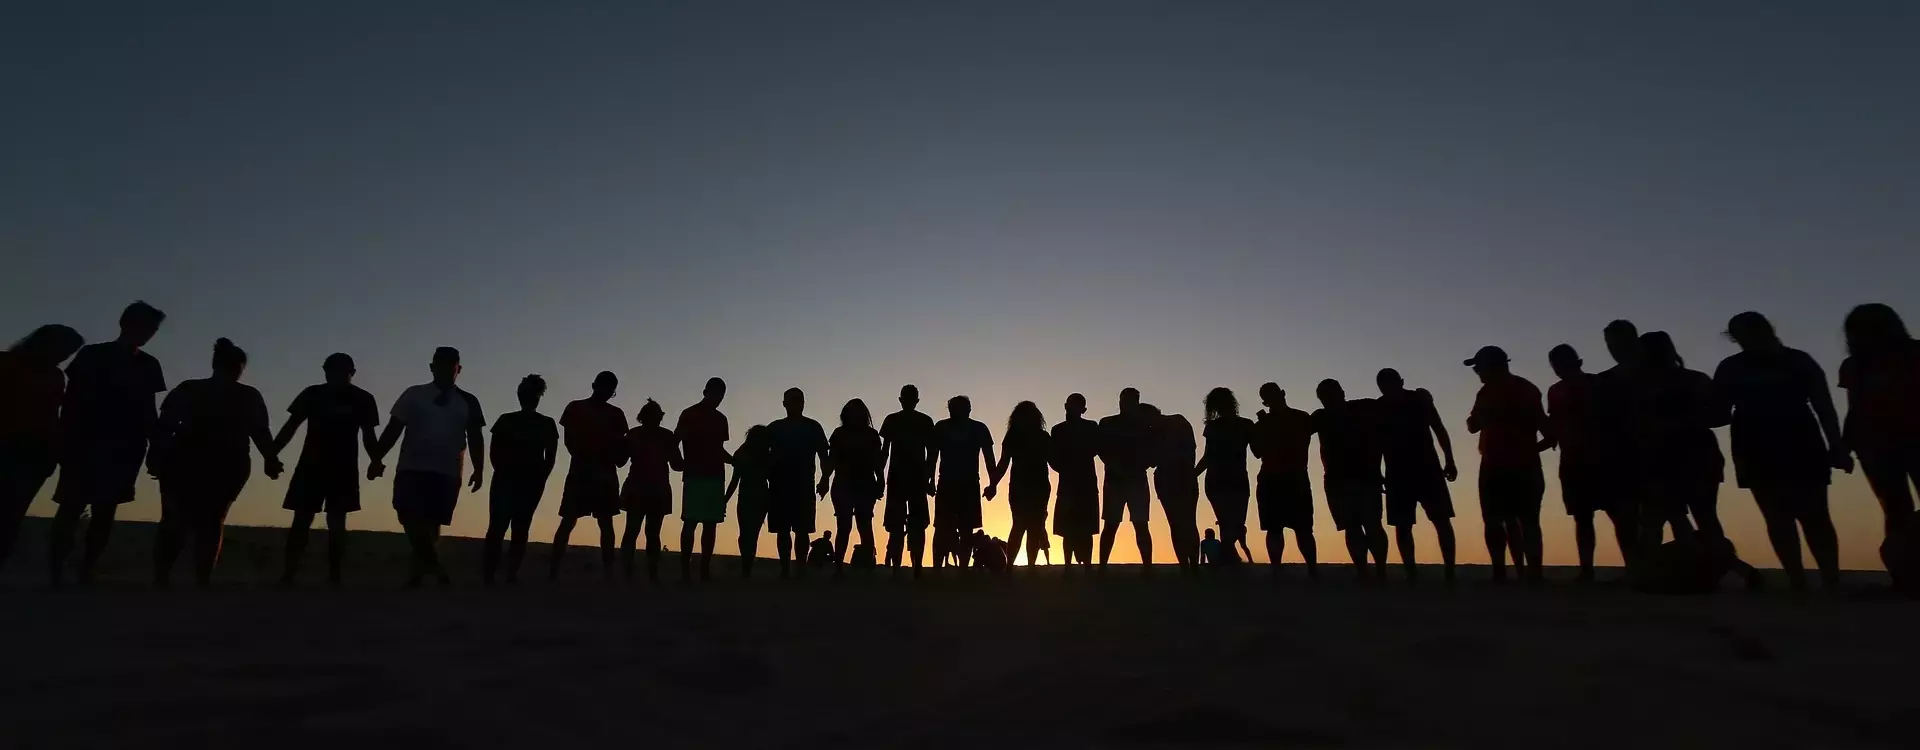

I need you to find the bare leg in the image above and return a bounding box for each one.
[1520,512,1543,581]
[80,502,118,584]
[483,514,507,585]
[1433,518,1457,581]
[699,523,717,579]
[620,515,642,580]
[506,511,532,583]
[1297,529,1318,579]
[283,511,316,584]
[680,520,697,580]
[1485,518,1510,581]
[1265,530,1286,578]
[325,511,348,585]
[1132,519,1153,571]
[908,528,926,574]
[836,516,853,567]
[857,516,876,564]
[1799,498,1842,590]
[1754,488,1805,590]
[645,514,664,581]
[191,505,230,586]
[549,517,578,581]
[153,505,186,587]
[598,516,617,581]
[48,502,87,585]
[1573,512,1597,581]
[1394,525,1418,580]
[775,532,793,578]
[1365,523,1389,578]
[1098,518,1120,570]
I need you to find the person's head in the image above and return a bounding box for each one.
[1258,382,1284,409]
[1008,400,1045,434]
[211,338,247,379]
[1205,528,1216,541]
[1725,311,1781,353]
[840,398,872,430]
[319,352,355,385]
[430,347,461,387]
[783,387,805,416]
[1137,403,1163,427]
[1065,392,1086,418]
[821,530,831,541]
[517,374,548,410]
[1462,345,1511,383]
[898,384,920,411]
[1548,344,1583,380]
[948,395,971,420]
[591,371,618,400]
[118,301,165,347]
[1845,303,1911,359]
[1604,319,1641,368]
[1204,387,1238,422]
[1375,368,1404,394]
[1315,378,1345,408]
[741,424,767,452]
[638,399,665,427]
[1639,331,1683,370]
[1119,387,1140,413]
[9,324,83,367]
[702,377,727,407]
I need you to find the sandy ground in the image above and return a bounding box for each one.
[3,520,1916,749]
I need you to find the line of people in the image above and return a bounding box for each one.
[2,301,1917,591]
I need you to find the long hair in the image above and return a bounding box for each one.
[1006,400,1045,435]
[9,324,82,364]
[1725,311,1781,351]
[1845,303,1911,360]
[1204,387,1238,422]
[841,398,872,430]
[212,337,247,375]
[1639,331,1683,370]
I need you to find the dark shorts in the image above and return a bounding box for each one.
[1154,473,1197,525]
[53,441,146,508]
[1559,463,1615,516]
[1385,470,1453,527]
[1011,481,1053,525]
[1053,471,1099,537]
[621,477,672,517]
[489,473,546,526]
[1103,472,1149,524]
[1750,483,1830,519]
[1324,474,1382,531]
[160,465,250,520]
[737,485,770,531]
[935,481,982,531]
[833,478,880,520]
[884,476,929,531]
[1257,470,1314,531]
[560,465,621,519]
[284,467,361,514]
[1479,465,1546,523]
[766,477,816,534]
[393,470,460,527]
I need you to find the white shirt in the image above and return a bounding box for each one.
[390,383,485,478]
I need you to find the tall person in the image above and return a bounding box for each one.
[1050,393,1101,570]
[484,375,557,585]
[1251,383,1318,579]
[1310,379,1388,579]
[621,400,679,582]
[1838,304,1920,537]
[550,371,626,581]
[1375,368,1459,582]
[1150,406,1200,571]
[929,395,995,569]
[0,324,82,573]
[1545,345,1636,581]
[766,388,829,578]
[988,401,1052,570]
[879,385,934,573]
[370,346,486,587]
[1196,387,1254,570]
[1714,312,1850,590]
[1098,388,1155,571]
[50,301,167,586]
[273,353,379,587]
[150,338,282,586]
[675,378,731,581]
[827,399,882,572]
[1463,346,1549,583]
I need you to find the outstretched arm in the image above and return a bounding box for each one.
[467,425,487,492]
[1194,455,1209,477]
[1423,394,1457,479]
[272,412,306,456]
[815,439,833,497]
[1805,358,1850,471]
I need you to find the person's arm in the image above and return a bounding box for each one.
[249,391,282,478]
[987,438,1012,497]
[271,393,307,456]
[1466,392,1483,435]
[1803,354,1851,472]
[926,436,941,495]
[815,428,833,497]
[464,393,486,492]
[538,422,558,483]
[1421,392,1457,481]
[980,430,998,500]
[669,436,684,473]
[149,388,183,479]
[370,421,403,479]
[1529,389,1551,452]
[1697,373,1732,430]
[722,470,742,504]
[1194,454,1209,477]
[878,426,893,477]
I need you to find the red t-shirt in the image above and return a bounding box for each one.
[674,403,730,478]
[1471,373,1545,469]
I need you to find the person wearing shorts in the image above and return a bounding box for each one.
[483,374,557,584]
[929,395,995,569]
[880,385,935,572]
[49,301,166,586]
[1546,344,1637,581]
[765,388,829,577]
[1252,383,1317,578]
[1312,379,1387,579]
[1375,368,1459,582]
[272,352,380,586]
[675,377,732,581]
[1050,393,1101,570]
[621,399,679,581]
[369,346,486,588]
[550,371,627,581]
[1465,345,1549,583]
[1098,388,1155,570]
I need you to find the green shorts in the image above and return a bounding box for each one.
[681,475,727,523]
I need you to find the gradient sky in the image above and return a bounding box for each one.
[5,2,1916,568]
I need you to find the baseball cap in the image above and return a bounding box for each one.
[1463,345,1509,367]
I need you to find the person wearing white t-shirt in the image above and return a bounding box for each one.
[370,347,486,586]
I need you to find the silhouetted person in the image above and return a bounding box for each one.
[369,346,486,587]
[675,377,731,581]
[929,395,995,569]
[808,531,836,570]
[1464,346,1549,583]
[1251,383,1318,578]
[1594,320,1647,562]
[50,301,166,586]
[621,399,679,582]
[150,339,282,587]
[828,398,883,572]
[1152,407,1201,572]
[1838,303,1920,537]
[972,529,1010,573]
[1199,528,1224,567]
[1545,345,1636,581]
[766,388,829,578]
[550,371,627,581]
[484,375,557,584]
[1633,332,1731,551]
[1050,393,1100,570]
[1714,312,1850,590]
[272,353,379,587]
[1196,387,1253,570]
[1376,368,1459,582]
[1310,379,1388,579]
[723,425,771,576]
[1098,388,1155,571]
[988,401,1052,570]
[0,324,82,573]
[879,385,934,573]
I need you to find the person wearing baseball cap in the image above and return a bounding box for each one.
[1465,345,1549,582]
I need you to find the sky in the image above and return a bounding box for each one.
[4,1,1916,569]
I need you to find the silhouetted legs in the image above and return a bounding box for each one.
[677,521,717,580]
[1860,448,1920,537]
[775,532,810,577]
[831,515,875,570]
[282,510,349,585]
[739,516,765,577]
[1006,522,1046,569]
[1164,512,1199,573]
[621,513,663,581]
[0,470,45,574]
[1753,485,1841,590]
[401,521,448,586]
[49,501,118,586]
[1266,529,1317,579]
[156,499,233,588]
[1393,518,1456,582]
[482,510,536,585]
[549,515,616,581]
[1343,521,1388,578]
